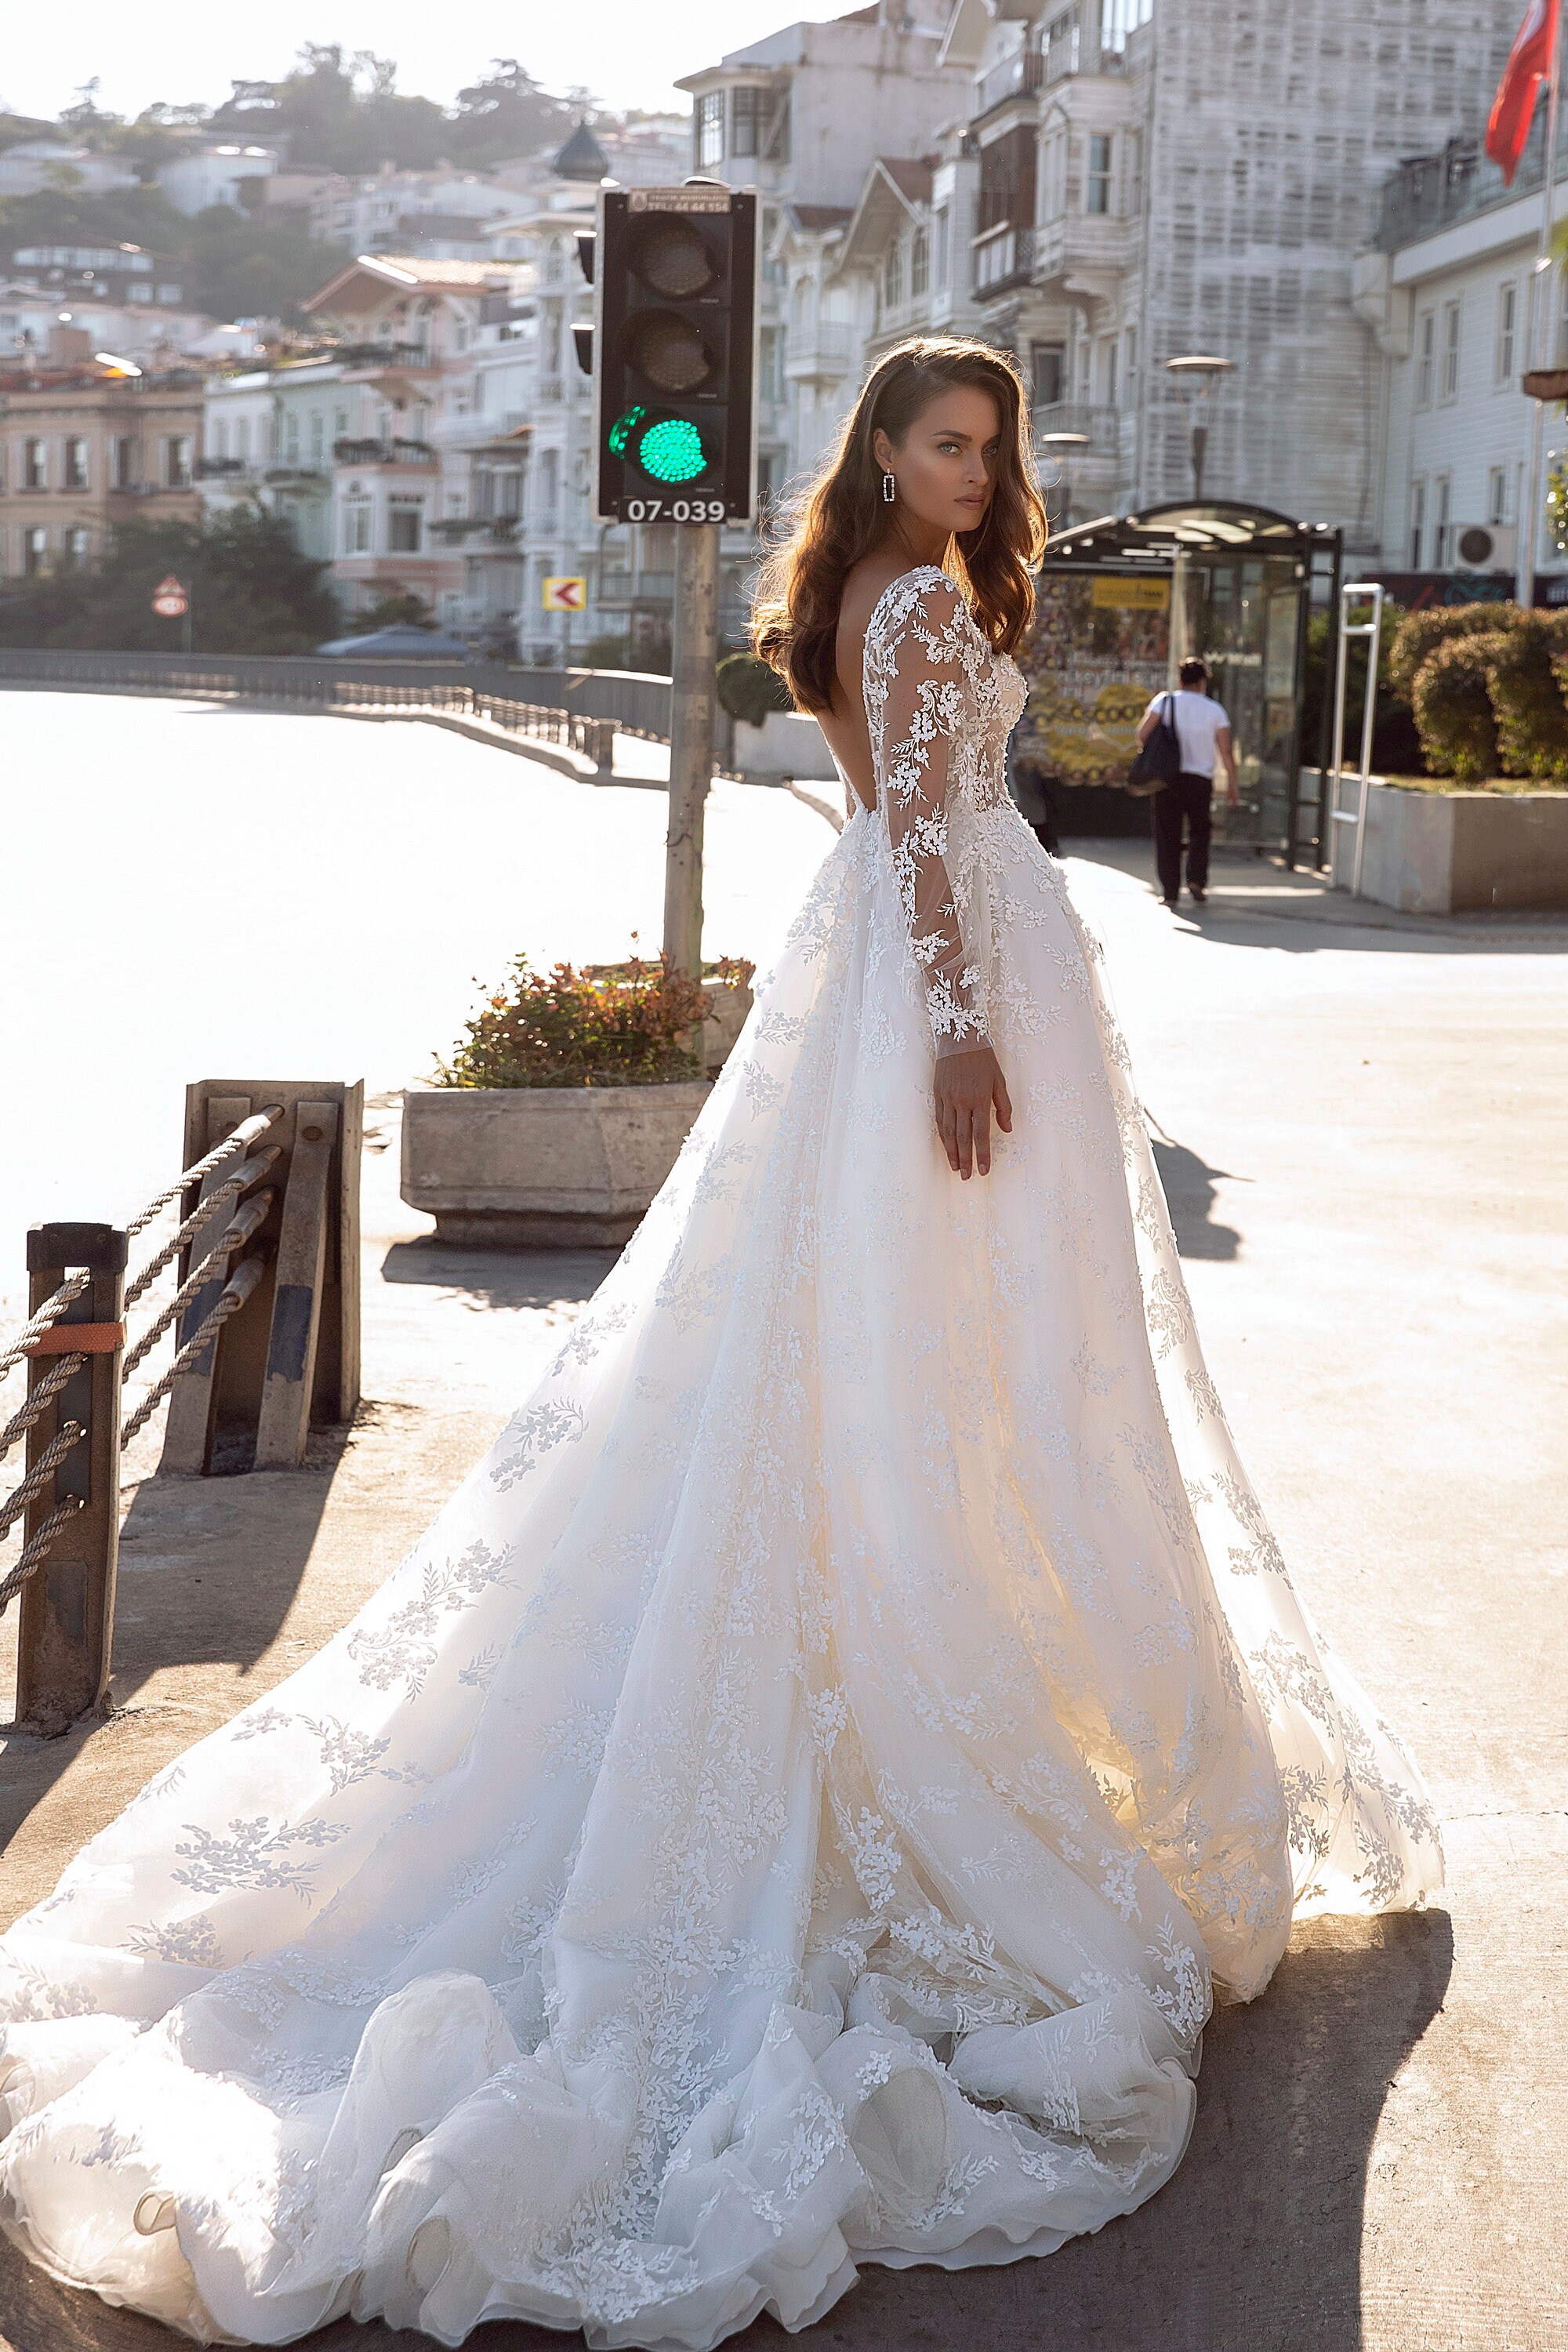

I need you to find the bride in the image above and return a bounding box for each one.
[0,337,1440,2349]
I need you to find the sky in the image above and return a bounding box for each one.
[0,0,848,128]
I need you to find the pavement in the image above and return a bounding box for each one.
[2,726,1567,2350]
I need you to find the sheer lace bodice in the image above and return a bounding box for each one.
[0,593,1440,2350]
[865,566,1027,1055]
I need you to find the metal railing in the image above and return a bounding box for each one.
[0,1092,361,1734]
[972,223,1036,294]
[974,44,1044,117]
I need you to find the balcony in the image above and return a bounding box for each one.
[784,320,853,380]
[971,222,1035,296]
[264,465,329,492]
[195,456,249,479]
[596,569,675,610]
[973,45,1043,121]
[332,437,437,468]
[430,410,531,452]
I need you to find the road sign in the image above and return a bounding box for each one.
[542,576,586,612]
[593,185,760,526]
[151,574,189,618]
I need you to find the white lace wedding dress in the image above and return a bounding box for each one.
[0,569,1441,2350]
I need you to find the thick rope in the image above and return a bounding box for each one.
[120,1258,264,1448]
[0,1421,85,1542]
[0,1356,82,1465]
[0,1272,93,1386]
[123,1148,281,1311]
[123,1108,284,1242]
[0,1495,84,1613]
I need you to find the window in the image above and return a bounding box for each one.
[910,227,929,299]
[1105,335,1119,405]
[1433,472,1451,564]
[112,436,133,488]
[309,411,325,464]
[978,124,1036,235]
[1408,478,1426,568]
[342,499,372,554]
[732,86,764,157]
[64,436,88,489]
[212,419,230,462]
[1441,300,1461,399]
[388,503,423,552]
[235,417,250,463]
[934,208,950,289]
[1087,132,1112,216]
[165,436,193,488]
[1128,128,1145,216]
[1496,281,1517,384]
[1416,310,1435,406]
[696,91,725,169]
[760,325,782,403]
[1488,465,1509,525]
[62,524,89,566]
[24,525,47,574]
[1123,321,1138,383]
[884,241,905,311]
[127,281,151,302]
[1030,341,1065,406]
[24,437,45,489]
[157,283,180,303]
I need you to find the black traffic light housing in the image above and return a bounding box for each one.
[593,184,759,525]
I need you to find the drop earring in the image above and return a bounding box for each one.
[881,471,896,504]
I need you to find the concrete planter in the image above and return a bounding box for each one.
[731,709,837,782]
[402,1082,712,1247]
[1327,775,1568,913]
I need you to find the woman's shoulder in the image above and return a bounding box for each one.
[855,563,966,642]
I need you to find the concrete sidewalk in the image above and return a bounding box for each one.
[2,844,1565,2352]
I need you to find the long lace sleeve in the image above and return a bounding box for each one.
[869,569,991,1057]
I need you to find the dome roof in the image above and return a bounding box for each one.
[553,121,611,183]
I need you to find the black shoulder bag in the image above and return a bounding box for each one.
[1127,692,1181,797]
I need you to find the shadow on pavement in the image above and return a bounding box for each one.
[379,1241,618,1316]
[1151,1138,1243,1261]
[0,1909,1452,2352]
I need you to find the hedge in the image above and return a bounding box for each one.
[1389,601,1568,782]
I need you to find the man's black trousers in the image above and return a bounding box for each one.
[1152,771,1213,901]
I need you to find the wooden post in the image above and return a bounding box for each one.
[255,1102,338,1468]
[664,523,720,977]
[19,1223,126,1735]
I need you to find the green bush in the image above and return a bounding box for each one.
[1410,632,1508,782]
[716,651,793,728]
[1486,611,1568,778]
[434,945,751,1089]
[1386,602,1520,700]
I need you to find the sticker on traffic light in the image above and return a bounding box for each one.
[593,185,759,526]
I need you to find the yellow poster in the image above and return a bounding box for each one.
[1014,572,1171,786]
[1091,575,1171,612]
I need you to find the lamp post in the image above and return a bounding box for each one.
[1037,430,1089,532]
[1163,354,1234,502]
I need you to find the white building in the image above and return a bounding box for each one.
[308,170,517,256]
[0,143,136,198]
[937,0,1519,543]
[0,285,212,367]
[1356,127,1568,593]
[157,146,278,216]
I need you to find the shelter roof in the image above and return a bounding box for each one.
[1043,501,1340,568]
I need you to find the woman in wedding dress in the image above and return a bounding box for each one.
[0,338,1440,2350]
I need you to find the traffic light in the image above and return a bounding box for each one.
[593,185,759,526]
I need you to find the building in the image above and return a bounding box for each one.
[1356,122,1568,596]
[0,143,137,199]
[157,145,278,217]
[677,4,972,500]
[308,170,517,258]
[0,365,202,579]
[2,243,190,314]
[303,254,522,628]
[938,0,1518,543]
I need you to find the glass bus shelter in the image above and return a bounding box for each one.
[1018,503,1344,864]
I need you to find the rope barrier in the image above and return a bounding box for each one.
[122,1188,275,1381]
[0,1355,82,1465]
[0,1496,84,1615]
[0,1272,93,1386]
[124,1107,284,1241]
[0,1421,84,1541]
[121,1255,266,1447]
[123,1147,282,1311]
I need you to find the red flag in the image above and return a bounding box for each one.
[1486,0,1561,186]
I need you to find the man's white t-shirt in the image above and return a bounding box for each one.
[1143,689,1231,779]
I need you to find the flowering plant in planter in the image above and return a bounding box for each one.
[436,942,754,1090]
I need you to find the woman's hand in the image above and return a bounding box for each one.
[934,1046,1013,1179]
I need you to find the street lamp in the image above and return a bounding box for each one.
[1038,430,1089,532]
[1163,354,1234,502]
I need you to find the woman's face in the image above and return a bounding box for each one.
[874,385,1004,536]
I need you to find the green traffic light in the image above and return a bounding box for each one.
[608,405,646,457]
[637,416,708,484]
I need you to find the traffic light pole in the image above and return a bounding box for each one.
[664,522,720,978]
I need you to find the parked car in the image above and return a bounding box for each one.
[316,626,474,659]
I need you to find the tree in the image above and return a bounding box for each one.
[0,186,347,324]
[0,503,340,652]
[450,60,575,167]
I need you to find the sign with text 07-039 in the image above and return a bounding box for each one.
[541,576,586,612]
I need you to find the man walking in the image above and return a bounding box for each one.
[1135,658,1240,909]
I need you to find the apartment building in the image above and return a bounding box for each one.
[308,170,517,257]
[0,367,201,578]
[1355,125,1568,593]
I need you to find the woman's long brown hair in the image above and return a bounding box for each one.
[752,336,1047,714]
